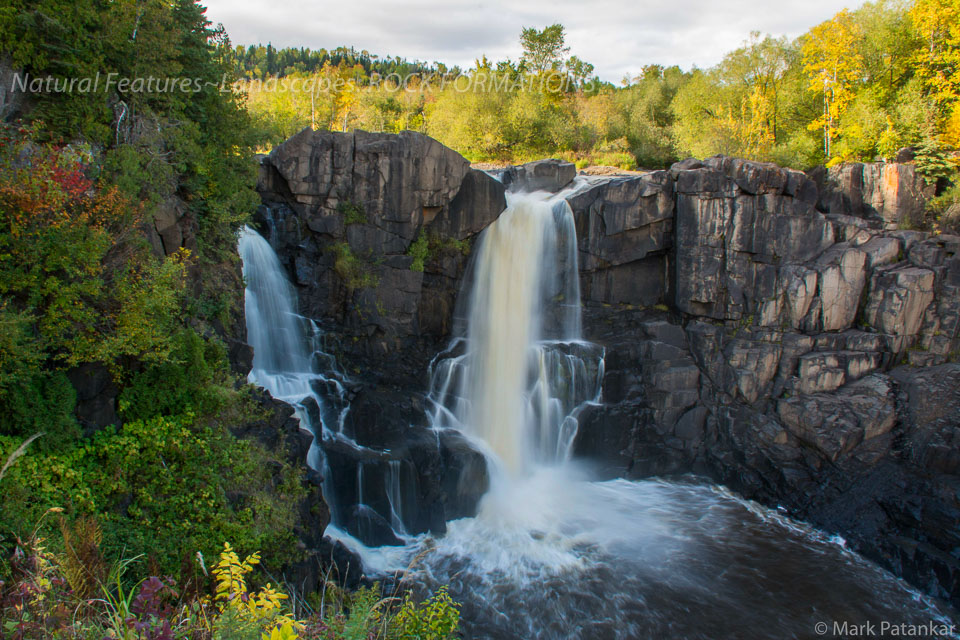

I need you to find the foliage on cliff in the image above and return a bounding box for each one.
[2,0,260,276]
[0,0,304,590]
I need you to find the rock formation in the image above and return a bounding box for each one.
[252,129,959,606]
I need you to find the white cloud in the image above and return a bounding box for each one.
[201,0,867,82]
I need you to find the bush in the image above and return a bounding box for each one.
[337,201,367,226]
[0,412,306,577]
[119,329,233,422]
[407,232,430,272]
[927,178,960,234]
[332,243,379,290]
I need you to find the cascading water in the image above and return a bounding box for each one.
[242,196,958,639]
[427,191,603,479]
[240,225,415,564]
[239,225,349,507]
[409,190,957,638]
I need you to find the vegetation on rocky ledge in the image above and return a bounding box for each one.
[0,531,460,639]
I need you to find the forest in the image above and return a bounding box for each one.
[237,0,959,196]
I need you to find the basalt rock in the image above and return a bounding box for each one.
[567,172,673,306]
[252,136,960,606]
[256,128,507,355]
[810,161,935,229]
[67,363,119,431]
[568,155,959,606]
[497,158,576,193]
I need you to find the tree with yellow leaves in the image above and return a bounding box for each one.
[802,9,865,161]
[910,0,960,145]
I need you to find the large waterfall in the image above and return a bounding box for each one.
[240,195,956,639]
[428,191,603,479]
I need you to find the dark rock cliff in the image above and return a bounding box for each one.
[252,129,959,606]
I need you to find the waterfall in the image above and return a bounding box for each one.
[410,186,950,639]
[238,224,348,497]
[240,226,314,381]
[428,191,604,478]
[241,200,953,640]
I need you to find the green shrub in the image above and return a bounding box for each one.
[407,232,470,273]
[390,586,461,640]
[0,412,306,577]
[928,179,960,234]
[407,232,430,272]
[119,329,233,422]
[338,200,367,225]
[915,137,957,185]
[332,243,379,290]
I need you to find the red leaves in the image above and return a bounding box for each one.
[50,163,93,202]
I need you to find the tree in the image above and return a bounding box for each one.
[724,33,792,144]
[520,23,569,74]
[910,0,960,143]
[802,9,865,161]
[565,55,594,90]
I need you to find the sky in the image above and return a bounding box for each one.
[201,0,868,83]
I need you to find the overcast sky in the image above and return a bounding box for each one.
[202,0,867,82]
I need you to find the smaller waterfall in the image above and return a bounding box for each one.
[240,226,314,379]
[239,225,349,497]
[385,460,409,535]
[240,225,422,552]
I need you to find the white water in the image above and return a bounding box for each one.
[428,191,603,480]
[413,189,957,637]
[239,225,350,497]
[241,200,958,639]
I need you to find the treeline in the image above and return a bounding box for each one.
[231,43,444,80]
[240,0,959,186]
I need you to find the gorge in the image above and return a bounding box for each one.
[242,128,960,636]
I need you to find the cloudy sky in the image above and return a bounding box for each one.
[202,0,867,82]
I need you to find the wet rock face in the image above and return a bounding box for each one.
[253,135,959,604]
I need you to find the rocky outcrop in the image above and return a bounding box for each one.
[496,158,576,193]
[567,172,673,306]
[249,129,500,562]
[252,133,959,606]
[569,156,960,607]
[256,128,506,354]
[67,363,119,430]
[810,161,936,229]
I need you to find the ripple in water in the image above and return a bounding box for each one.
[385,469,958,640]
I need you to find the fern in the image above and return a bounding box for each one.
[58,515,106,600]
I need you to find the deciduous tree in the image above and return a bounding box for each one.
[802,9,865,161]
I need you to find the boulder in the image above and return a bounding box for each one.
[778,374,896,461]
[812,244,867,332]
[864,265,935,339]
[499,158,576,193]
